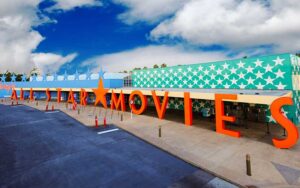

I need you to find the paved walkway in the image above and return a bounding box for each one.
[5,99,300,188]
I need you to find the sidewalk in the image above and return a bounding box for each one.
[10,100,300,188]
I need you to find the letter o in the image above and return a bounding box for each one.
[129,90,147,115]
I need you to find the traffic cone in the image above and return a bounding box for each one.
[95,115,98,128]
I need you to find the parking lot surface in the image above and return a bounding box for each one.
[0,104,236,188]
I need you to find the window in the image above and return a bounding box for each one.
[124,75,132,87]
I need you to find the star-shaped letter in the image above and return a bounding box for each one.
[93,78,109,108]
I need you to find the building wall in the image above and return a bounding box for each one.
[132,53,299,125]
[132,53,293,90]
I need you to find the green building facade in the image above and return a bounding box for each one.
[132,54,300,125]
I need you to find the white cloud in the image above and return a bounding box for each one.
[0,0,44,73]
[150,0,300,53]
[32,53,77,74]
[0,0,99,74]
[113,0,188,24]
[82,45,228,72]
[49,0,102,11]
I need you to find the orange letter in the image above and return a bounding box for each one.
[46,88,51,102]
[270,97,299,149]
[68,89,75,103]
[111,90,126,111]
[30,88,34,101]
[215,94,240,138]
[184,92,193,126]
[11,89,18,101]
[56,88,62,103]
[80,89,87,106]
[20,88,24,100]
[152,91,169,119]
[129,90,147,115]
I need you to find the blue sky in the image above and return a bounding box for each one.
[0,0,299,74]
[36,1,154,73]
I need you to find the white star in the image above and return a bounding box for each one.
[187,66,192,72]
[183,71,187,76]
[247,77,255,84]
[200,102,205,107]
[217,78,223,85]
[265,64,273,72]
[188,84,193,88]
[179,84,183,88]
[273,57,284,66]
[216,68,222,74]
[224,83,230,89]
[198,83,204,88]
[239,83,246,89]
[193,71,198,76]
[255,70,263,78]
[265,76,274,85]
[238,61,245,68]
[169,69,173,73]
[204,69,209,75]
[230,67,237,74]
[198,66,203,71]
[211,74,216,80]
[209,64,215,70]
[254,59,263,67]
[204,79,210,85]
[238,73,245,79]
[256,82,265,89]
[174,104,179,109]
[276,82,286,89]
[183,80,188,85]
[199,75,203,80]
[224,73,229,79]
[267,115,276,123]
[178,68,182,72]
[174,80,178,85]
[222,63,229,69]
[188,75,192,80]
[232,78,238,84]
[211,83,216,88]
[246,66,254,73]
[275,69,285,78]
[193,79,198,84]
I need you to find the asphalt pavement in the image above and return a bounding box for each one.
[0,104,237,188]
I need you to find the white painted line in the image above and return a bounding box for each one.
[45,111,60,114]
[97,128,119,135]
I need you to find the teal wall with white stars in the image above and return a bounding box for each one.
[132,53,299,125]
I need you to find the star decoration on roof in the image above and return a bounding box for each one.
[31,75,37,81]
[93,78,109,108]
[42,74,47,81]
[74,70,79,80]
[53,72,58,81]
[0,74,6,82]
[11,74,16,82]
[98,68,105,79]
[64,71,68,80]
[86,68,91,80]
[21,74,27,82]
